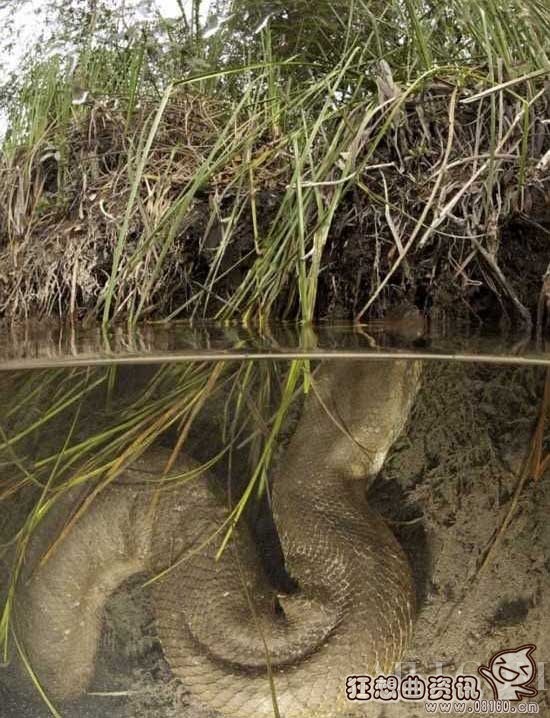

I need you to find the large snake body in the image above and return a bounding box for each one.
[13,360,421,716]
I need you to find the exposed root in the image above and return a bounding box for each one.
[0,74,548,323]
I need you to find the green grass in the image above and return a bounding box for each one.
[0,357,299,684]
[0,0,549,713]
[0,0,547,324]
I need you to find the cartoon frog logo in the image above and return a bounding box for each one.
[478,644,538,701]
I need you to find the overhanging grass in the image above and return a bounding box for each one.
[0,1,549,714]
[0,358,300,684]
[0,0,547,325]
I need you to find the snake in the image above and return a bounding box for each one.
[12,359,422,717]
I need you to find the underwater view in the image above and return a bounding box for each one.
[0,344,548,717]
[0,0,549,715]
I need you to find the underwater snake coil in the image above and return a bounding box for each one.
[14,359,422,717]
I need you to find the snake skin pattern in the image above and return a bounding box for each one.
[14,359,422,717]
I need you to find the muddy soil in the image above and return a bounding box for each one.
[0,360,549,717]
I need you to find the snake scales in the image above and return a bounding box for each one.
[13,359,422,717]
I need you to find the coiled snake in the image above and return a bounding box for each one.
[13,359,421,716]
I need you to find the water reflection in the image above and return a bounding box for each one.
[0,319,547,370]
